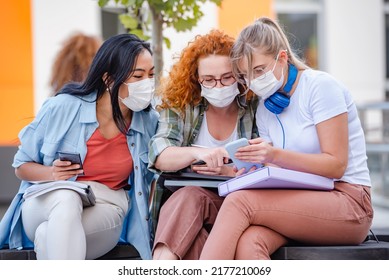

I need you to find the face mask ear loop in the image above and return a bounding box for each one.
[271,51,283,72]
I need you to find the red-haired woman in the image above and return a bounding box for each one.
[148,30,258,259]
[49,33,102,95]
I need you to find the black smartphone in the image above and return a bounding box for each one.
[191,160,206,166]
[58,151,84,175]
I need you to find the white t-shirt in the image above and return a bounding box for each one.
[256,69,371,186]
[194,112,238,148]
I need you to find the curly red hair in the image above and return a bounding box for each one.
[49,33,102,95]
[158,29,235,111]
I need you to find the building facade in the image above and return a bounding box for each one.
[0,0,387,203]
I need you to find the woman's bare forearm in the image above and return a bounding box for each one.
[15,162,54,182]
[154,146,201,171]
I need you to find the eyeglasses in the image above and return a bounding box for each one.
[200,74,236,89]
[252,52,282,81]
[240,54,281,83]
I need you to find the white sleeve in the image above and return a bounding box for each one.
[304,72,348,125]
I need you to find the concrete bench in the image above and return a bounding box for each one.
[271,228,389,260]
[271,240,389,260]
[2,231,389,260]
[0,243,140,260]
[2,240,389,260]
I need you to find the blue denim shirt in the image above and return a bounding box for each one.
[0,92,158,260]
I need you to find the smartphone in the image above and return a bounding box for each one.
[191,158,233,167]
[225,138,263,172]
[191,160,206,166]
[58,151,84,175]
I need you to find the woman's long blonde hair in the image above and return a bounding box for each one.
[231,17,309,82]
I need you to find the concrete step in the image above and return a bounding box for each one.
[0,243,140,260]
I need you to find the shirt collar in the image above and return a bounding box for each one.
[128,110,147,135]
[78,91,150,135]
[79,92,98,124]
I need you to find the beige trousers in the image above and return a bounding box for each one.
[22,181,128,260]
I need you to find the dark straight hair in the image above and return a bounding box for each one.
[60,33,153,134]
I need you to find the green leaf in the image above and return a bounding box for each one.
[98,0,110,7]
[149,1,167,12]
[163,37,171,49]
[119,14,139,29]
[116,0,137,5]
[120,0,130,5]
[135,0,146,6]
[130,29,150,41]
[173,17,198,32]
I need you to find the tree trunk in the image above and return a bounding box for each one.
[150,7,163,89]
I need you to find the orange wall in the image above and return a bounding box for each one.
[0,0,34,145]
[218,0,274,38]
[0,1,273,145]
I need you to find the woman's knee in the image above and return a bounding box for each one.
[22,189,83,235]
[48,190,83,220]
[164,186,214,208]
[176,186,210,198]
[236,226,288,260]
[221,191,250,212]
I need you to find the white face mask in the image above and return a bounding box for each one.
[200,82,240,108]
[247,56,284,100]
[120,78,154,112]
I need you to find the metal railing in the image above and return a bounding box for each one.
[357,101,389,197]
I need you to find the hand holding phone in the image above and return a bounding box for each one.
[58,151,84,175]
[225,138,263,173]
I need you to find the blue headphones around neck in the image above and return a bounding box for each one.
[264,64,298,114]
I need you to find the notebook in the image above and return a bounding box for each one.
[218,166,334,197]
[161,171,232,191]
[23,180,96,207]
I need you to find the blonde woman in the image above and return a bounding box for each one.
[200,17,373,260]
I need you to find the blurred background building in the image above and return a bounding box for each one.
[1,0,388,228]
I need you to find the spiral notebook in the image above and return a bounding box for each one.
[218,166,334,197]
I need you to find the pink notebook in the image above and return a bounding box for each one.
[218,166,334,197]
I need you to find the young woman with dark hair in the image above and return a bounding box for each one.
[0,33,158,260]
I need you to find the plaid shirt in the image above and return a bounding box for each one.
[147,95,258,233]
[148,95,259,173]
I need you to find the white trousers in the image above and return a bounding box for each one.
[21,181,129,260]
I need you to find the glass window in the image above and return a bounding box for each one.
[274,0,322,69]
[385,1,389,100]
[277,13,318,68]
[101,7,126,40]
[386,14,389,81]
